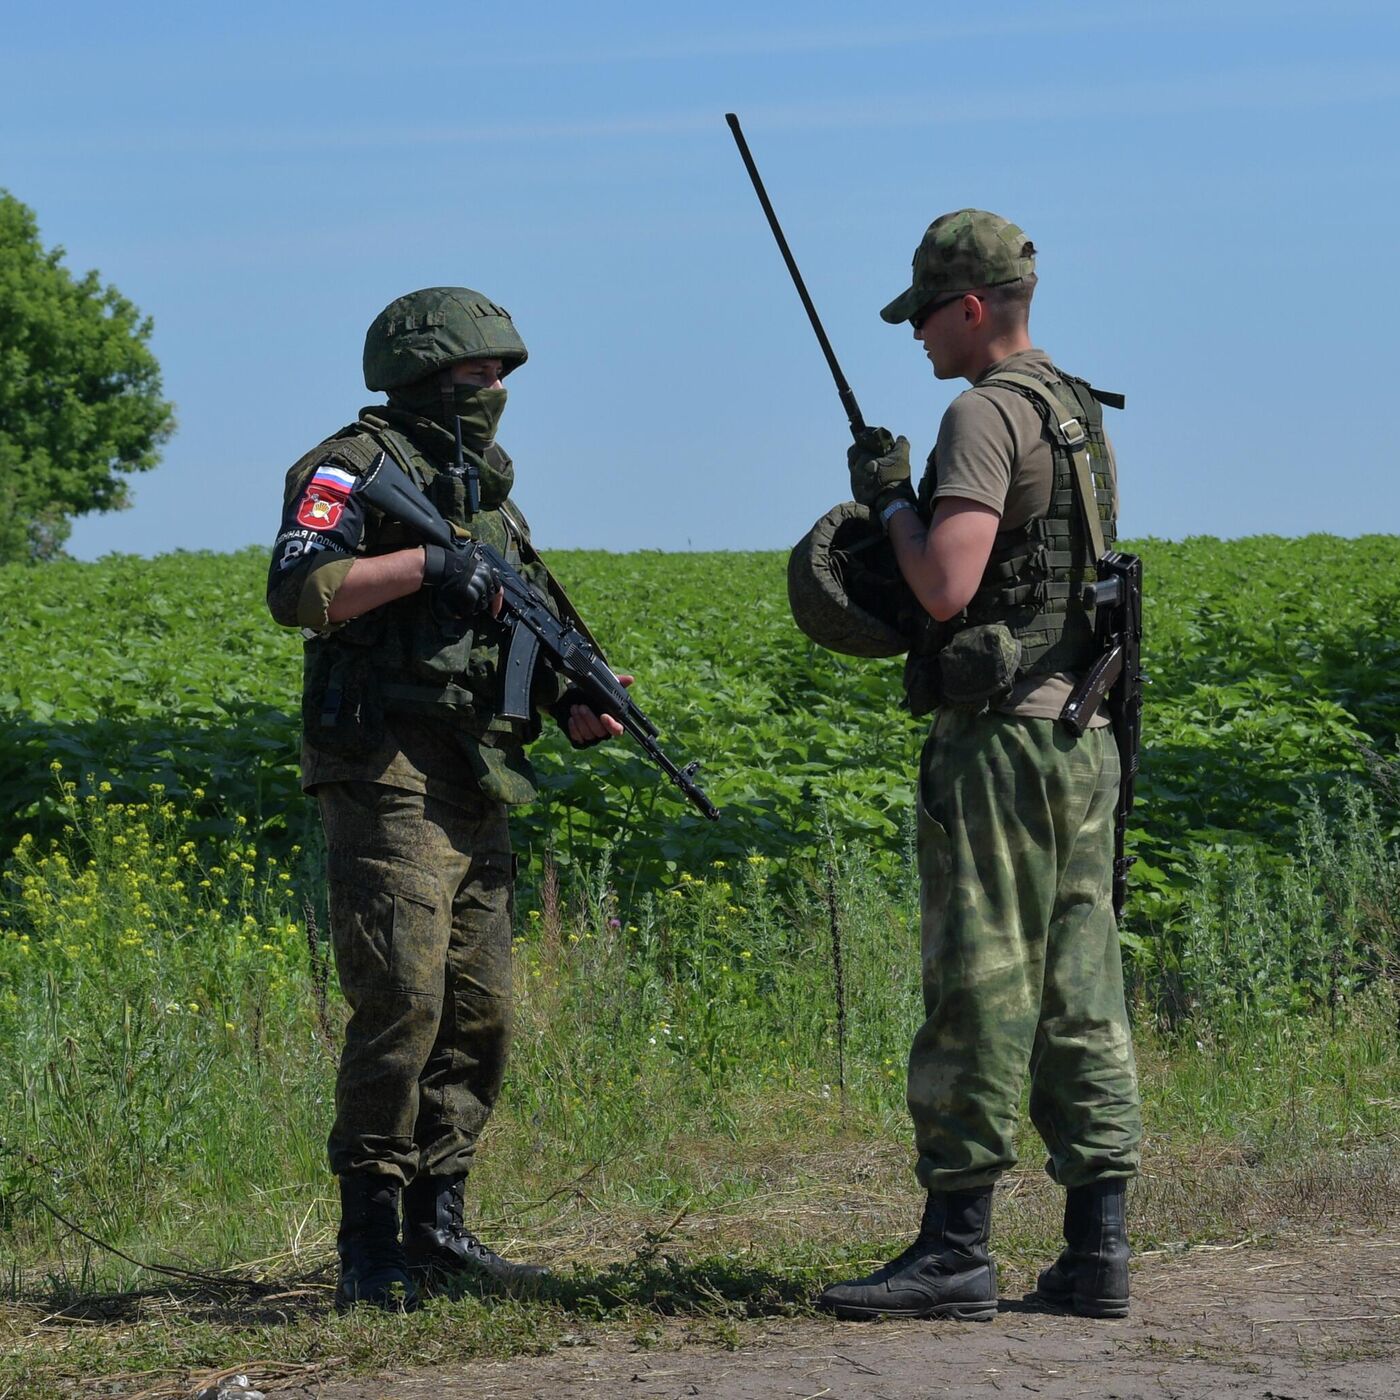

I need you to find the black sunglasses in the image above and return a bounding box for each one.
[912,292,976,331]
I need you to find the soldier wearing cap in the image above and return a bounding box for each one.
[813,212,1142,1321]
[267,288,627,1311]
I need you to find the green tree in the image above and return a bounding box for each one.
[0,190,175,563]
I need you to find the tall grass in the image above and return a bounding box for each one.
[1137,787,1399,1026]
[1,766,1396,1303]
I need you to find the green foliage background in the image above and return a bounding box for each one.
[0,190,175,562]
[1,535,1396,933]
[0,538,1397,1395]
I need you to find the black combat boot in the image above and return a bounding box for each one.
[402,1175,548,1288]
[335,1173,419,1312]
[1034,1179,1130,1318]
[816,1188,997,1321]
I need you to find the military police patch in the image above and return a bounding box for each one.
[271,456,367,576]
[297,488,346,531]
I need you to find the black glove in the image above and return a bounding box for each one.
[550,687,608,749]
[847,426,915,513]
[422,542,498,619]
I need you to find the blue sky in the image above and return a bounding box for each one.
[3,1,1397,557]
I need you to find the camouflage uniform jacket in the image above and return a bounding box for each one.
[266,407,569,807]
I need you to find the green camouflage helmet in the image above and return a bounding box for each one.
[880,210,1035,325]
[787,501,924,658]
[363,286,529,391]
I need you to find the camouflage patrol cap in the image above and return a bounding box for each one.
[787,501,923,658]
[880,210,1036,325]
[363,286,529,391]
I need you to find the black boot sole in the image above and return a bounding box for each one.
[1072,1295,1129,1319]
[1030,1287,1129,1319]
[819,1299,998,1322]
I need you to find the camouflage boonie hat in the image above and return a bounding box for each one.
[788,501,923,658]
[880,210,1035,325]
[364,286,529,391]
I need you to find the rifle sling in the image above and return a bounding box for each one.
[496,500,608,661]
[361,420,610,663]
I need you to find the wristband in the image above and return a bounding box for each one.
[880,497,916,528]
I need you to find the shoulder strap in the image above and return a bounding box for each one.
[355,418,432,493]
[497,500,608,659]
[1054,369,1126,411]
[981,369,1107,563]
[1089,385,1126,410]
[496,499,530,554]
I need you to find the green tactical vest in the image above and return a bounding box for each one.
[301,410,545,760]
[904,363,1121,715]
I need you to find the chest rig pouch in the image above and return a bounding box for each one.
[375,427,533,732]
[903,366,1122,716]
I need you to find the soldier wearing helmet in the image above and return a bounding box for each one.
[809,212,1142,1323]
[267,287,626,1311]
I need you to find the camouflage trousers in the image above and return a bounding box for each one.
[317,781,514,1183]
[909,708,1141,1193]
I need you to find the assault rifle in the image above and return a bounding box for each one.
[355,452,721,821]
[1060,552,1144,919]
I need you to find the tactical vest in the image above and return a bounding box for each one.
[904,363,1120,714]
[302,413,542,757]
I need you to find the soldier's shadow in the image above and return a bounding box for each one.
[26,1268,1084,1331]
[24,1252,814,1329]
[22,1268,340,1329]
[431,1252,815,1318]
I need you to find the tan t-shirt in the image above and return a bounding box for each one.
[928,348,1117,724]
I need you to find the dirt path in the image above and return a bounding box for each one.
[268,1239,1399,1400]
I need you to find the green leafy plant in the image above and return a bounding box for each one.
[2,536,1396,939]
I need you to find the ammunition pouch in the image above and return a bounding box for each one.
[427,467,474,526]
[303,612,388,758]
[901,615,952,717]
[903,655,942,718]
[407,600,475,683]
[937,623,1023,707]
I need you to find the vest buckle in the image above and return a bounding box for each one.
[1058,417,1087,448]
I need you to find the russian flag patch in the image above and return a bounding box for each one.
[310,464,357,497]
